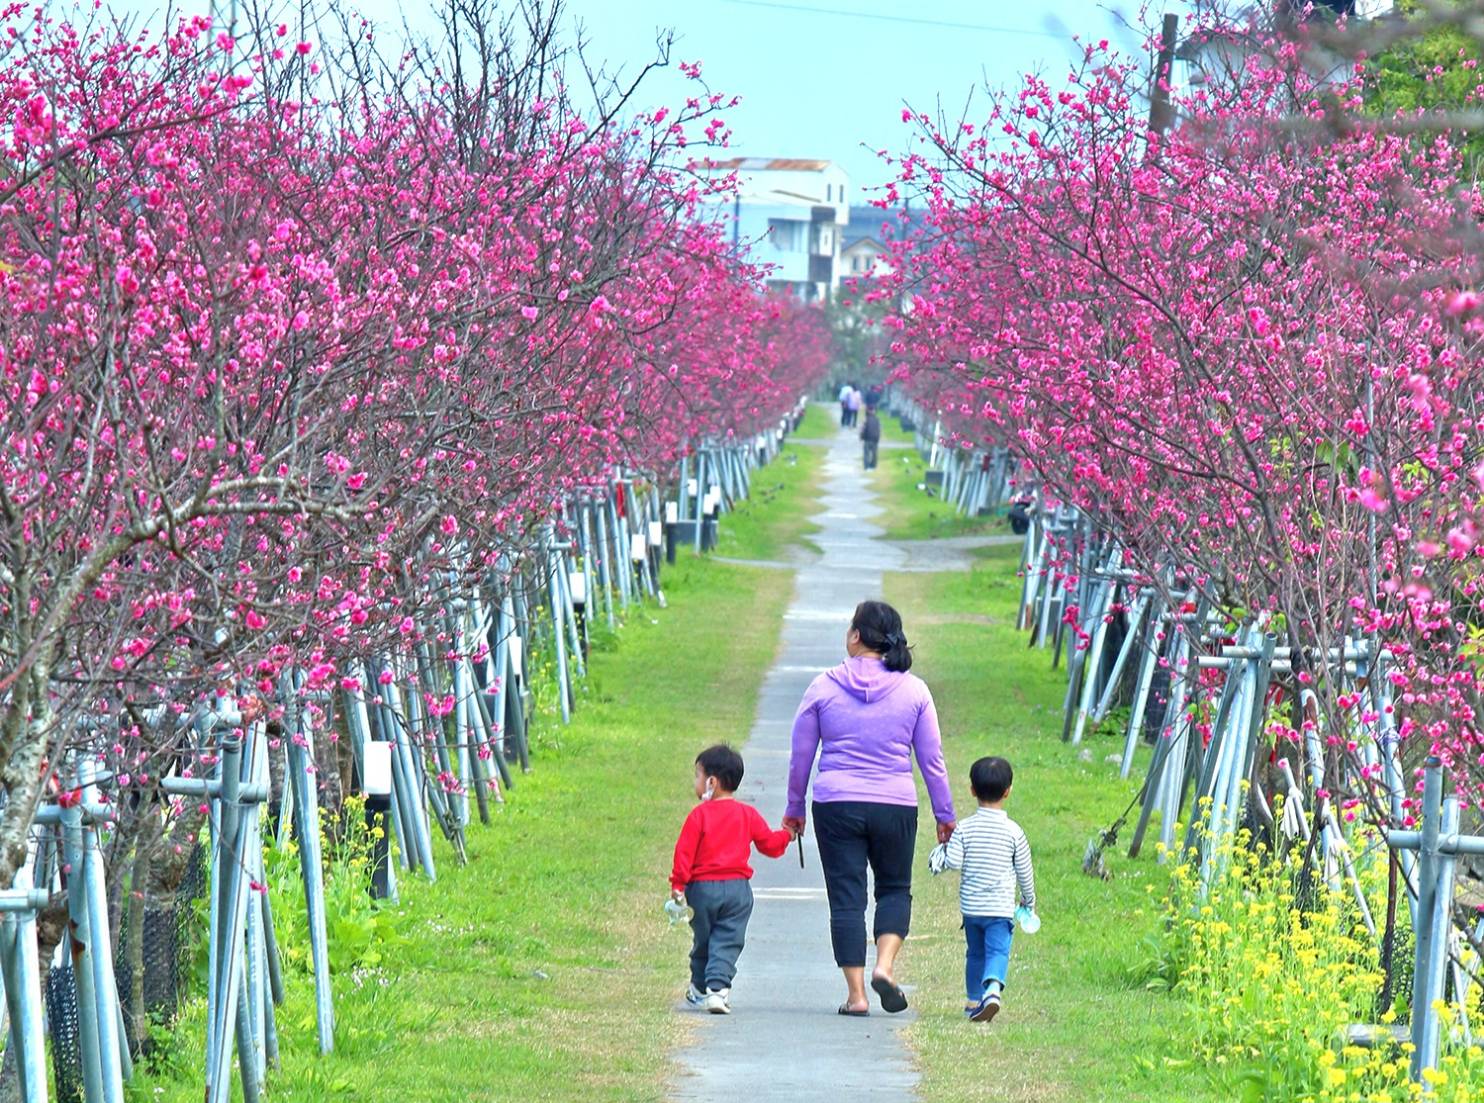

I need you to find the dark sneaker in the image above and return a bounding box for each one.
[969,990,1001,1023]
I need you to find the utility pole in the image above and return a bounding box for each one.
[1148,13,1180,140]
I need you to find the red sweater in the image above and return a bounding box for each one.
[670,799,793,891]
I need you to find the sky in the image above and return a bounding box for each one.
[106,0,1190,204]
[549,0,1181,202]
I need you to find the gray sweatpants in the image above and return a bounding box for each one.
[685,879,754,992]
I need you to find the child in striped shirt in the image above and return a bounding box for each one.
[929,755,1036,1023]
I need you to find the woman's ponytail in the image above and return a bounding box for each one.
[851,600,913,672]
[882,631,913,673]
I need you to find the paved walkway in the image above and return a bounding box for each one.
[790,436,915,451]
[671,425,919,1101]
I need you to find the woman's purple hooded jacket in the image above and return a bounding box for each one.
[786,654,956,824]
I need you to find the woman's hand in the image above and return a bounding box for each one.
[936,820,957,844]
[782,815,806,838]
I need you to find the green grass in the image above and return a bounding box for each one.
[713,441,824,562]
[869,438,1006,542]
[890,545,1224,1103]
[128,476,819,1102]
[876,407,918,445]
[794,400,838,438]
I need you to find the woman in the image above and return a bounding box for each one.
[782,600,956,1016]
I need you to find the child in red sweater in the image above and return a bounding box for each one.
[670,744,795,1014]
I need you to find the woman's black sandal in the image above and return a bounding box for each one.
[871,975,908,1013]
[837,1003,870,1017]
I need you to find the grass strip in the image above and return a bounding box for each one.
[890,545,1224,1103]
[713,441,824,562]
[794,401,838,438]
[130,485,813,1101]
[868,437,1004,542]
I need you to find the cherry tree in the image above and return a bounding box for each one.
[882,8,1484,814]
[0,0,829,912]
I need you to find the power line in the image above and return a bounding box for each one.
[717,0,1068,38]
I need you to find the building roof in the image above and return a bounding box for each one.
[705,157,836,172]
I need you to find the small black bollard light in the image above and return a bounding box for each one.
[700,487,720,553]
[569,569,588,659]
[645,519,661,585]
[361,741,395,900]
[702,507,719,552]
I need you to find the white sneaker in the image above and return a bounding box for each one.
[684,984,706,1007]
[704,988,731,1015]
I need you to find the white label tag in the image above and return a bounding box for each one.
[362,741,393,797]
[648,521,662,546]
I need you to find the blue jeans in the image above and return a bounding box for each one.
[963,915,1014,1000]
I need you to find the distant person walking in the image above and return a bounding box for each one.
[783,601,956,1016]
[846,386,863,428]
[838,381,853,428]
[865,384,882,411]
[860,410,881,470]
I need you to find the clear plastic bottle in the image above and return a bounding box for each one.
[1015,904,1040,934]
[664,897,693,927]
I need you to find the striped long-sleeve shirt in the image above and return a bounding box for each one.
[938,807,1035,917]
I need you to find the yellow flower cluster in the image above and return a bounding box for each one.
[263,791,402,977]
[1157,824,1482,1101]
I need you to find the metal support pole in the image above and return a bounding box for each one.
[1410,757,1443,1078]
[78,761,125,1102]
[61,803,106,1103]
[287,731,334,1054]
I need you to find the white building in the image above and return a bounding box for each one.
[841,235,889,280]
[840,205,919,281]
[701,157,850,301]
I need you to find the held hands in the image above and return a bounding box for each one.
[781,815,806,839]
[936,820,957,845]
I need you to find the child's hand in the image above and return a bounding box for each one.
[671,888,686,904]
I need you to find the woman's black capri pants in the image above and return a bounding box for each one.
[812,800,918,968]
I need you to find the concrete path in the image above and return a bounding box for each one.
[790,436,915,451]
[890,533,1023,572]
[714,534,1023,575]
[670,425,919,1101]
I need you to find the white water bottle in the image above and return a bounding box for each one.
[1015,905,1040,934]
